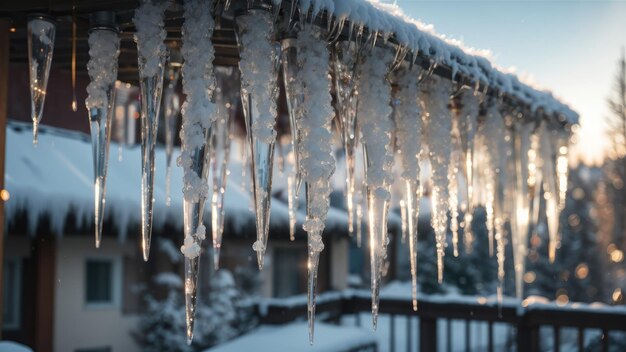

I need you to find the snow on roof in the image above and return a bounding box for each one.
[205,321,377,352]
[4,121,353,241]
[285,0,577,123]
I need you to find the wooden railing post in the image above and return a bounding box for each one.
[419,316,438,352]
[518,312,539,352]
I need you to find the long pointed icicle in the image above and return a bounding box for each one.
[178,0,217,344]
[528,126,543,235]
[557,131,570,211]
[394,67,422,311]
[85,26,120,248]
[455,89,479,253]
[210,67,235,270]
[281,37,303,198]
[474,114,496,257]
[333,42,360,237]
[164,52,182,207]
[295,26,336,345]
[449,108,462,257]
[511,122,533,299]
[357,47,395,330]
[28,15,56,145]
[134,0,168,261]
[541,127,560,263]
[287,146,299,241]
[236,10,279,270]
[483,104,508,305]
[422,76,452,284]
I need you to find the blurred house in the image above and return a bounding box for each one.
[2,65,355,352]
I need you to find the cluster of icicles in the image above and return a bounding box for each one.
[25,0,572,346]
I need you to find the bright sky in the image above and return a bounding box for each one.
[393,0,626,165]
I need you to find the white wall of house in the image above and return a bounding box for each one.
[53,236,140,352]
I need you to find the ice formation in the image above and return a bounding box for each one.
[454,89,480,253]
[210,67,237,270]
[332,41,360,236]
[28,16,56,144]
[133,0,169,261]
[541,126,560,263]
[281,37,302,200]
[393,66,422,311]
[422,75,452,284]
[236,8,279,270]
[177,0,217,344]
[85,27,120,248]
[164,53,182,207]
[294,26,336,344]
[510,121,533,299]
[357,46,395,329]
[482,103,509,304]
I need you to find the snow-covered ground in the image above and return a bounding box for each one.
[205,322,377,352]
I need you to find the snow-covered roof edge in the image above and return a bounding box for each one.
[3,121,360,241]
[274,0,577,123]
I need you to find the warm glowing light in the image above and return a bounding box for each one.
[556,289,569,306]
[610,249,624,263]
[0,189,9,201]
[572,187,585,200]
[613,288,624,303]
[9,27,16,33]
[523,271,536,284]
[575,263,589,279]
[477,297,487,305]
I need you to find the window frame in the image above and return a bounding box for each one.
[3,257,22,330]
[84,256,121,309]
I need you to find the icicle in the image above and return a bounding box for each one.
[134,0,169,261]
[557,131,569,211]
[528,126,543,234]
[71,9,78,112]
[287,173,297,241]
[393,67,422,311]
[281,37,303,196]
[400,199,407,244]
[236,8,279,270]
[294,26,336,345]
[357,47,395,329]
[333,41,360,237]
[210,67,236,270]
[449,109,462,258]
[510,122,533,299]
[164,50,182,207]
[85,16,120,248]
[422,76,452,284]
[356,185,364,248]
[177,0,217,344]
[454,89,479,253]
[483,104,509,306]
[27,14,56,145]
[541,127,559,263]
[474,114,496,257]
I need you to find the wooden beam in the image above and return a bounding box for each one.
[0,17,10,338]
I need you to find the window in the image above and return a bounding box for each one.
[273,248,305,297]
[85,259,114,305]
[3,258,22,330]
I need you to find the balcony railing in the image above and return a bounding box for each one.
[256,291,626,352]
